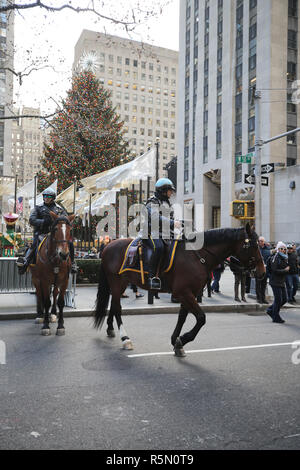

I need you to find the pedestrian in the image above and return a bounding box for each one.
[285,243,299,304]
[266,241,289,324]
[255,236,271,304]
[229,256,248,302]
[130,284,145,299]
[211,262,224,293]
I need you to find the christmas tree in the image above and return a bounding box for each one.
[38,70,131,193]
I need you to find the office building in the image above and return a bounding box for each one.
[73,30,178,177]
[178,0,300,241]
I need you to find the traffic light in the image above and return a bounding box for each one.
[230,200,255,219]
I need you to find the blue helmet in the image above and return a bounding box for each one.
[155,178,176,193]
[42,187,56,199]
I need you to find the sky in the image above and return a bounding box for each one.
[12,0,179,115]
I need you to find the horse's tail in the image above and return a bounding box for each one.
[93,263,110,330]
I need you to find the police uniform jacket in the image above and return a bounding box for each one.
[143,193,175,240]
[29,202,67,235]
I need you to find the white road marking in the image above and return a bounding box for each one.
[127,342,296,358]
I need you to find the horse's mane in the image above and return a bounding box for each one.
[204,227,246,246]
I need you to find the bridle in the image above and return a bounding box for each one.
[239,236,258,272]
[48,217,71,262]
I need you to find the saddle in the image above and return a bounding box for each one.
[119,237,178,281]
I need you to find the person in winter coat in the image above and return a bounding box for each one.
[285,243,299,304]
[229,256,249,302]
[266,241,289,323]
[255,236,271,304]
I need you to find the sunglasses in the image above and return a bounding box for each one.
[43,195,54,199]
[279,248,287,252]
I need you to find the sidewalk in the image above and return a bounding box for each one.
[0,268,298,321]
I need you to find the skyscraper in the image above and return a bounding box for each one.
[178,0,300,239]
[74,30,178,178]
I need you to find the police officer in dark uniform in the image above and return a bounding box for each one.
[16,187,78,274]
[144,178,181,290]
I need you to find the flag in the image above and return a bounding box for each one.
[16,196,23,214]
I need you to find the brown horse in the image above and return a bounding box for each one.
[93,223,265,357]
[30,212,75,336]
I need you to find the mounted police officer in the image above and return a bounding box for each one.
[16,187,78,275]
[143,178,181,290]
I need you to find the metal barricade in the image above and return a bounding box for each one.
[0,258,76,308]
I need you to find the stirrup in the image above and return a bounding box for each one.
[149,277,161,290]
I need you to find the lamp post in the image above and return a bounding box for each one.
[155,138,160,181]
[254,90,262,236]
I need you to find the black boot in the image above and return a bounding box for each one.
[148,250,161,290]
[16,247,34,274]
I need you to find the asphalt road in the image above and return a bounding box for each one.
[1,308,300,451]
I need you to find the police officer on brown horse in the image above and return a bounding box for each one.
[16,187,78,275]
[144,178,181,290]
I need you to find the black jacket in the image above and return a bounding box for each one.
[287,252,299,275]
[229,256,248,275]
[144,193,175,239]
[269,253,289,287]
[29,202,67,235]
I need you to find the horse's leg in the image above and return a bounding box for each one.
[171,304,189,356]
[50,285,58,323]
[106,282,127,338]
[110,279,133,350]
[56,279,68,336]
[173,292,206,357]
[107,308,115,338]
[34,282,44,324]
[41,285,52,336]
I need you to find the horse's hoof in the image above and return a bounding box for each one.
[56,328,65,336]
[174,338,186,358]
[50,314,57,323]
[122,339,134,350]
[41,328,51,336]
[35,317,43,324]
[107,329,116,338]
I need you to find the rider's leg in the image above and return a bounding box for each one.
[16,236,38,274]
[148,239,164,289]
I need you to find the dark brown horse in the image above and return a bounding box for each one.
[30,212,75,336]
[93,223,265,357]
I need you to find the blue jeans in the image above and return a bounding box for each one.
[267,285,287,319]
[285,274,299,301]
[212,270,221,292]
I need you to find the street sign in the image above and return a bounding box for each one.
[261,163,274,174]
[244,174,255,184]
[236,152,255,164]
[244,174,269,186]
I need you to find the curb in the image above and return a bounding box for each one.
[0,303,268,321]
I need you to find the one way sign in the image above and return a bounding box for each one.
[244,174,269,186]
[261,163,275,174]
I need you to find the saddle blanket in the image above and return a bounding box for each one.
[118,238,178,276]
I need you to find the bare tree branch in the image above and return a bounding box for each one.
[1,64,57,85]
[0,1,138,27]
[0,112,57,120]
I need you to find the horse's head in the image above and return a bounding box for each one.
[234,223,266,279]
[50,212,75,262]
